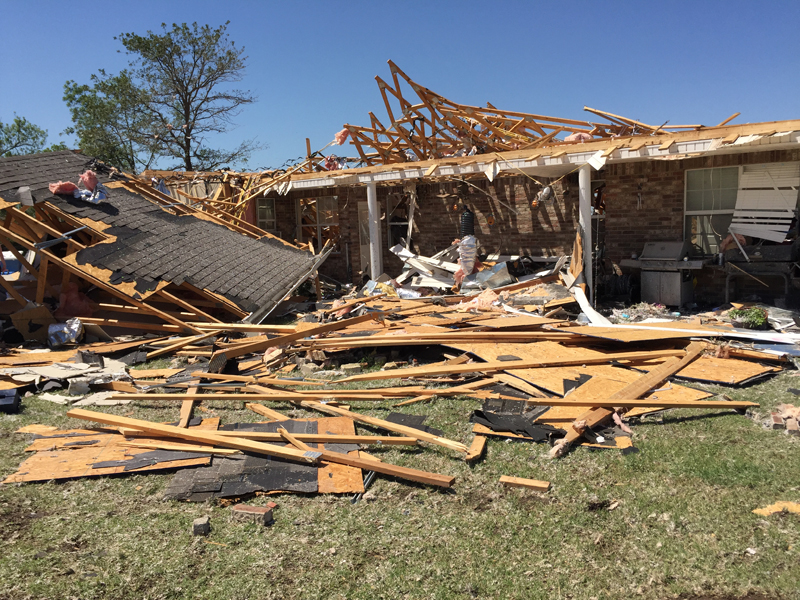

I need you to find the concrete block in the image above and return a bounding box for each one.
[786,418,799,436]
[192,516,210,536]
[342,363,362,375]
[382,361,407,370]
[771,413,786,430]
[231,504,273,526]
[300,363,322,377]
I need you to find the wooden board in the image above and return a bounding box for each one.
[467,315,565,329]
[555,325,712,342]
[449,341,711,400]
[66,409,320,464]
[499,475,550,491]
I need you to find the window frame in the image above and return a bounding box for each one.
[255,197,277,234]
[295,195,340,253]
[684,166,740,255]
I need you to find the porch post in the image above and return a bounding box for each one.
[578,164,593,303]
[366,181,383,278]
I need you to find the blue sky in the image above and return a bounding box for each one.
[2,0,799,170]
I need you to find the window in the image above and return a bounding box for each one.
[684,166,739,254]
[386,193,411,248]
[297,196,339,251]
[256,198,276,233]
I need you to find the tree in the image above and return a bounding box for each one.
[64,71,160,173]
[64,22,259,173]
[0,115,47,156]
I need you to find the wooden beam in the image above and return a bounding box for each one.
[146,330,223,360]
[204,430,419,445]
[0,275,27,308]
[317,448,455,488]
[273,394,467,453]
[35,257,48,304]
[178,385,199,428]
[339,349,685,383]
[278,426,315,452]
[208,312,385,368]
[499,475,550,491]
[156,289,221,323]
[66,408,320,463]
[465,435,487,462]
[551,342,706,457]
[245,402,290,421]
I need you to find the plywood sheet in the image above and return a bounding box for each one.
[473,315,565,329]
[450,341,713,402]
[675,356,779,384]
[4,418,220,484]
[557,325,711,342]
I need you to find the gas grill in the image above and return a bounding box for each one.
[620,241,705,306]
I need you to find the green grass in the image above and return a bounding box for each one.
[0,369,799,599]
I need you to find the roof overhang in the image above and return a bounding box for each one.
[282,122,800,192]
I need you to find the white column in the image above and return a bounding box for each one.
[366,181,383,279]
[578,164,593,304]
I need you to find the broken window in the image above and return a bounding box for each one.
[297,196,339,251]
[684,166,738,254]
[386,193,411,248]
[256,198,277,233]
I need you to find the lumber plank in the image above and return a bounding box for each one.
[264,392,467,452]
[0,275,28,307]
[245,402,290,421]
[207,312,385,369]
[178,384,199,428]
[66,408,320,463]
[393,379,494,407]
[317,450,454,488]
[146,330,222,360]
[552,342,706,456]
[201,431,419,445]
[499,475,550,491]
[465,435,487,462]
[278,427,315,452]
[338,349,685,382]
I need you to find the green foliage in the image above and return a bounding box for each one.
[729,307,769,329]
[64,70,159,173]
[0,114,48,156]
[64,21,260,173]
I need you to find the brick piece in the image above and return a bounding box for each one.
[771,413,786,430]
[192,516,210,536]
[231,504,274,526]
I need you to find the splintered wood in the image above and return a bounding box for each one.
[3,275,777,496]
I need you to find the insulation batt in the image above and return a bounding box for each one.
[79,170,99,192]
[48,181,79,194]
[334,128,350,146]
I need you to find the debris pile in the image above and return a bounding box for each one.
[6,264,792,501]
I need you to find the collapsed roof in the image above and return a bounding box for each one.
[0,151,329,330]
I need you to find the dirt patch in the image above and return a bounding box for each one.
[0,500,47,541]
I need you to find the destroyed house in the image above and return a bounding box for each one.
[0,151,328,332]
[143,64,800,306]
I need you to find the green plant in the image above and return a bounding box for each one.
[728,307,769,329]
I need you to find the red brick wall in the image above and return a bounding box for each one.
[259,147,800,297]
[263,175,579,284]
[602,148,800,264]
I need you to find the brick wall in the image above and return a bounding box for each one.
[264,174,579,284]
[602,148,800,263]
[259,147,800,296]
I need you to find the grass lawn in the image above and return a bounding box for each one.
[0,368,798,600]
